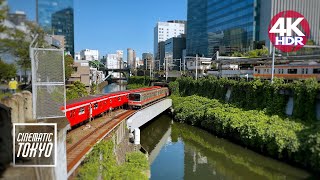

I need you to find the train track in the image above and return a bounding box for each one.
[67,110,135,173]
[66,98,169,174]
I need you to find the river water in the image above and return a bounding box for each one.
[140,115,314,180]
[102,83,314,179]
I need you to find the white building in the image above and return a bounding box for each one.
[80,49,99,61]
[154,20,186,59]
[74,52,80,60]
[106,53,121,78]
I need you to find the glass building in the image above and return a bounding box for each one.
[36,0,74,56]
[186,0,208,57]
[187,0,259,57]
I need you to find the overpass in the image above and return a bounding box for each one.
[127,98,172,144]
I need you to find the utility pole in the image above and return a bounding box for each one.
[195,54,198,80]
[183,57,186,75]
[271,45,275,83]
[165,57,168,82]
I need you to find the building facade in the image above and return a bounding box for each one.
[142,53,153,70]
[36,0,74,56]
[165,36,186,71]
[154,20,186,64]
[127,48,135,69]
[80,49,99,61]
[187,0,320,57]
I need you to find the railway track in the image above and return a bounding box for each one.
[66,110,135,172]
[66,98,169,174]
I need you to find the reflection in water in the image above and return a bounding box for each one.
[140,115,314,180]
[102,83,126,93]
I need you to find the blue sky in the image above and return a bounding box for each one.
[7,0,187,59]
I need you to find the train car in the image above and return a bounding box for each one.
[63,86,162,127]
[128,87,169,108]
[253,63,320,80]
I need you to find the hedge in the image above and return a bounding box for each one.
[171,95,320,173]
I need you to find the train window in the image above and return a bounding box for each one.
[258,69,260,73]
[282,69,284,74]
[288,69,297,74]
[313,68,320,74]
[118,97,121,101]
[129,94,140,101]
[306,69,308,74]
[302,69,305,74]
[79,107,85,115]
[94,103,98,109]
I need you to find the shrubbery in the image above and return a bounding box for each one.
[77,140,149,180]
[171,95,320,172]
[172,76,320,122]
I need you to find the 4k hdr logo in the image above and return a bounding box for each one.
[268,10,310,52]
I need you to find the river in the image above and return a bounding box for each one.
[140,115,314,180]
[102,83,314,179]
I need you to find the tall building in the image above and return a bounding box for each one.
[80,49,99,61]
[186,0,208,57]
[165,36,186,70]
[154,20,186,64]
[36,0,74,56]
[142,53,153,70]
[127,48,135,69]
[187,0,320,57]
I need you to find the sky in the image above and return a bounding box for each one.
[7,0,187,59]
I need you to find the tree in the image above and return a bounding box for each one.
[66,81,88,100]
[0,20,46,84]
[0,59,17,80]
[0,0,8,33]
[64,54,74,80]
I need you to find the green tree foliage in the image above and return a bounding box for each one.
[78,140,148,180]
[0,59,16,80]
[174,76,319,122]
[232,47,269,58]
[0,17,46,83]
[172,95,320,172]
[66,81,88,100]
[0,0,8,33]
[64,54,74,80]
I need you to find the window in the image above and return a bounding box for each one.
[302,68,305,74]
[278,69,281,74]
[79,107,85,115]
[288,69,297,74]
[94,103,98,109]
[118,97,121,101]
[313,68,320,74]
[129,94,140,101]
[282,69,284,74]
[258,69,260,73]
[306,68,308,74]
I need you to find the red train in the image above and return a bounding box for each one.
[62,86,168,127]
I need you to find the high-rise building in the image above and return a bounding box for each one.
[36,0,74,56]
[165,36,186,70]
[187,0,320,57]
[142,53,153,70]
[154,20,186,64]
[127,48,135,69]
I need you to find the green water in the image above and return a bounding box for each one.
[140,114,315,180]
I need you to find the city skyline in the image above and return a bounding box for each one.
[7,0,187,58]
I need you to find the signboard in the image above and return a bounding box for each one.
[268,10,310,52]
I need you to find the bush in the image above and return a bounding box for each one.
[172,76,320,122]
[172,95,320,172]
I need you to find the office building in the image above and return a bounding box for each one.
[80,49,99,61]
[165,36,186,71]
[142,53,153,70]
[154,20,186,64]
[127,48,136,69]
[187,0,320,57]
[156,42,165,69]
[36,0,74,56]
